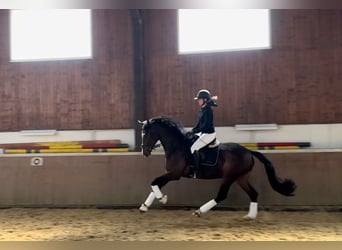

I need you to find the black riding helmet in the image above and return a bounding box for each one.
[194,89,218,107]
[194,89,211,100]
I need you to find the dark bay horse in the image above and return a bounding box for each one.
[139,117,296,218]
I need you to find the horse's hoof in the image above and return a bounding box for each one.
[139,204,148,213]
[192,210,201,217]
[159,195,168,204]
[243,214,256,220]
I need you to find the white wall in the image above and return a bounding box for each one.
[215,123,342,149]
[0,123,341,149]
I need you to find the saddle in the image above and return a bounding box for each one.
[186,133,220,166]
[198,139,220,166]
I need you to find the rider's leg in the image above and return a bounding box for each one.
[190,133,216,178]
[190,140,202,178]
[192,150,200,178]
[190,133,216,154]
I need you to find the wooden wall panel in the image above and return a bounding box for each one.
[143,10,342,126]
[0,10,341,132]
[0,10,134,131]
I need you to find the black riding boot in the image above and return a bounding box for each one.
[192,150,200,178]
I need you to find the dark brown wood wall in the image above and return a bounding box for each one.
[0,10,134,131]
[143,9,342,126]
[0,9,341,132]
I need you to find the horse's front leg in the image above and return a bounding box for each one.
[139,172,181,212]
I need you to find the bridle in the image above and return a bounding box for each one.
[139,119,161,154]
[141,142,161,152]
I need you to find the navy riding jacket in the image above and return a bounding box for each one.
[192,101,217,134]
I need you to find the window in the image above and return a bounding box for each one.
[10,9,92,62]
[178,9,271,54]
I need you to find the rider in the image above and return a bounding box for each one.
[190,89,218,178]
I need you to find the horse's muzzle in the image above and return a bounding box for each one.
[142,150,151,157]
[141,145,152,157]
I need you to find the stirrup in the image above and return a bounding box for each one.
[189,165,197,178]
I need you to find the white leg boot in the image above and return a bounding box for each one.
[244,202,258,219]
[151,185,168,204]
[193,199,217,217]
[139,192,155,212]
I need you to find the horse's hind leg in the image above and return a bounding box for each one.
[237,174,259,219]
[193,177,234,217]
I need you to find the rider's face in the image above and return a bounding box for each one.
[197,98,205,106]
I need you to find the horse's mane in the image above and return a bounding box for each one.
[146,116,187,137]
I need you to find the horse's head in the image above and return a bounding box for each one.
[139,119,160,157]
[139,117,188,157]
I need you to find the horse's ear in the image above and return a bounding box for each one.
[138,120,149,126]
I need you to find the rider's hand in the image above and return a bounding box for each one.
[185,131,193,137]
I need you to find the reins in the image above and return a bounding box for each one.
[141,142,161,152]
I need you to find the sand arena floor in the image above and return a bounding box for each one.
[0,208,341,241]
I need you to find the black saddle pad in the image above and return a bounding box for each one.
[199,146,220,166]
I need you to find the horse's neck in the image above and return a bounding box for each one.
[157,126,184,155]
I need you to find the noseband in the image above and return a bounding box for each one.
[141,142,161,152]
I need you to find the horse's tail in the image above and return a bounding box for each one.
[251,150,296,196]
